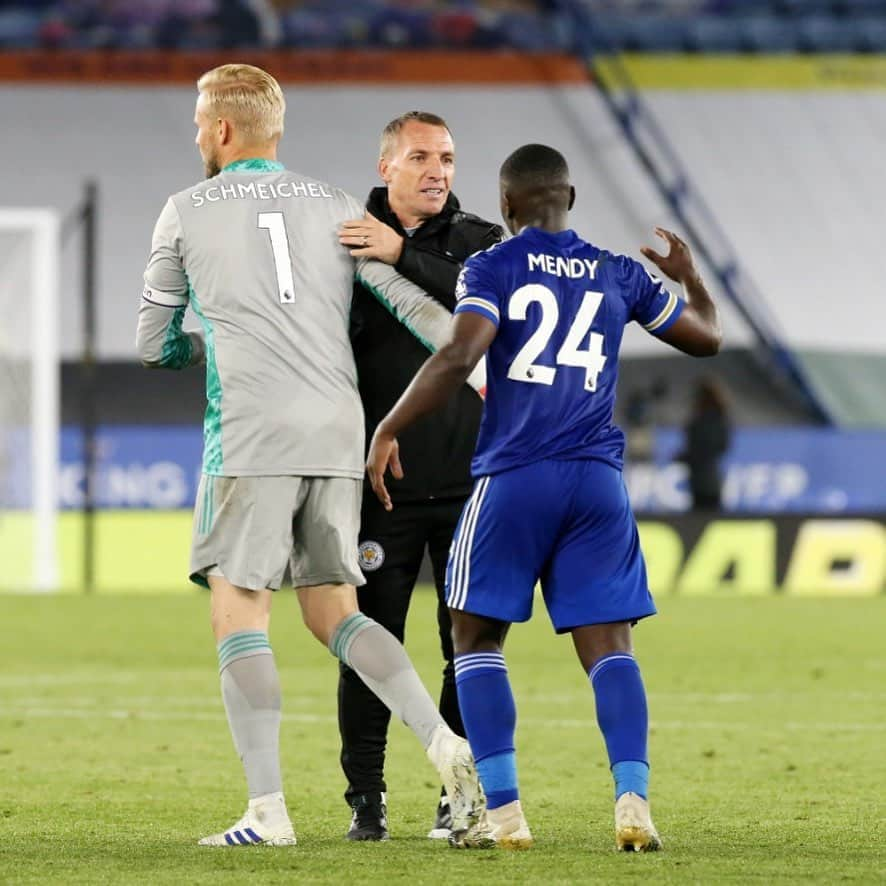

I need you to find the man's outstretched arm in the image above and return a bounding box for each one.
[367,311,496,511]
[355,256,487,395]
[641,227,721,357]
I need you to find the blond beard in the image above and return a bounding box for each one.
[203,149,221,179]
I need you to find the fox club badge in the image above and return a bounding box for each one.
[358,540,385,572]
[455,269,467,300]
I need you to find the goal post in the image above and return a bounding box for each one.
[0,209,60,591]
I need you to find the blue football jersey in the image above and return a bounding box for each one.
[454,226,684,477]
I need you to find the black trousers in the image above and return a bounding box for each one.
[338,493,467,804]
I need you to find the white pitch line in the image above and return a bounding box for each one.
[0,673,140,687]
[1,707,884,731]
[528,690,886,704]
[6,676,886,706]
[0,706,328,724]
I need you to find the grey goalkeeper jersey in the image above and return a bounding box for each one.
[137,158,479,478]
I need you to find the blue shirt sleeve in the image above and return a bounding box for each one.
[623,256,685,336]
[453,250,502,328]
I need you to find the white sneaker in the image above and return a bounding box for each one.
[426,728,485,833]
[614,792,661,852]
[198,794,297,847]
[450,799,533,850]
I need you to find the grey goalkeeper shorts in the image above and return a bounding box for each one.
[190,474,364,591]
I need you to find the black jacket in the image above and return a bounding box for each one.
[350,187,504,503]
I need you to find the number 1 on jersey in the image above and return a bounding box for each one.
[258,211,295,304]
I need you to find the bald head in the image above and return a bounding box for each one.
[498,144,574,235]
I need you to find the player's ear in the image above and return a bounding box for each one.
[499,191,512,224]
[378,155,390,183]
[568,185,576,211]
[217,118,231,146]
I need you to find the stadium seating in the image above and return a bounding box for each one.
[0,0,885,52]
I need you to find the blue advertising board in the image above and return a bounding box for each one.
[628,428,886,513]
[4,425,885,514]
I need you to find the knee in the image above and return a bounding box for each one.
[301,607,334,646]
[208,580,271,642]
[573,622,634,673]
[209,605,224,639]
[297,583,358,648]
[451,613,505,656]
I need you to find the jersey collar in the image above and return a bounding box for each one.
[522,226,578,245]
[222,159,285,173]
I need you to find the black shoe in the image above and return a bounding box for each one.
[346,792,389,841]
[427,793,452,839]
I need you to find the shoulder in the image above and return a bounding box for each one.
[168,178,205,210]
[451,209,501,232]
[152,192,187,237]
[449,210,505,244]
[284,169,358,206]
[464,236,513,270]
[286,168,341,192]
[590,247,647,284]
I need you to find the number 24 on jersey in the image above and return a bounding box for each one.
[507,284,607,392]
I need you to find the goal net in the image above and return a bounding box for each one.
[0,210,60,591]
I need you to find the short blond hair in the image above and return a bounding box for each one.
[380,111,452,159]
[197,63,285,144]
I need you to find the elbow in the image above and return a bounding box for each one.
[135,341,160,369]
[693,326,722,358]
[440,341,478,378]
[707,326,723,356]
[136,337,163,368]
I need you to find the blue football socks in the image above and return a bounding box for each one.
[589,652,650,800]
[454,651,519,809]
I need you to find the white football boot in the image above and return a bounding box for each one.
[198,793,297,847]
[449,799,533,850]
[614,791,662,852]
[426,727,485,834]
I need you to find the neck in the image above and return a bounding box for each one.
[222,143,277,167]
[516,209,569,234]
[387,195,430,231]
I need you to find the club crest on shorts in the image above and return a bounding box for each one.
[358,540,385,572]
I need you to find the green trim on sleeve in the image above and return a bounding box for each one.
[356,273,437,354]
[158,305,194,369]
[188,287,224,474]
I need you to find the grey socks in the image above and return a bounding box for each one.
[217,631,282,799]
[329,612,446,749]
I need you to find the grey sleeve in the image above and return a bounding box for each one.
[355,256,486,394]
[137,199,204,369]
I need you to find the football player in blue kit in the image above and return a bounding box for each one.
[366,144,721,851]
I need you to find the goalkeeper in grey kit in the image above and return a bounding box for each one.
[135,63,484,847]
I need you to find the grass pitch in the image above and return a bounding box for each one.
[1,592,885,884]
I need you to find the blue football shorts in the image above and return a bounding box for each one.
[445,458,655,632]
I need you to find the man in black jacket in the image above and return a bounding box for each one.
[337,111,503,841]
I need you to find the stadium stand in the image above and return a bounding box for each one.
[1,1,886,52]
